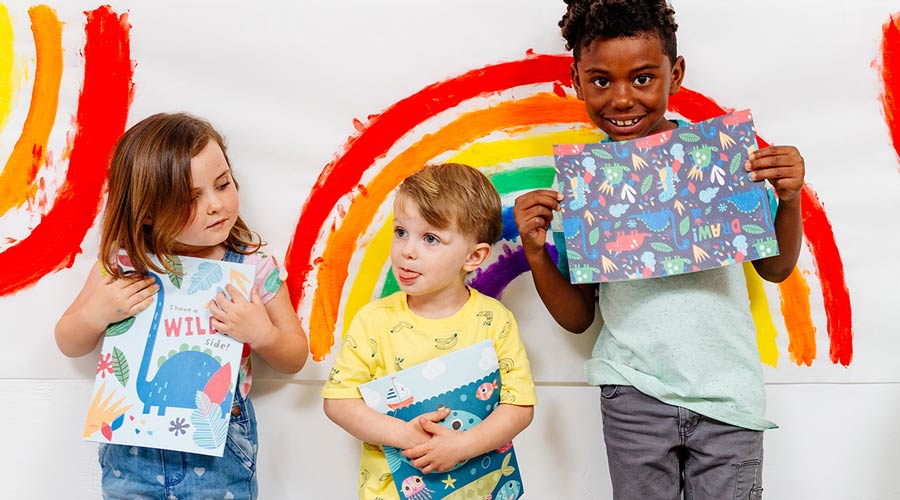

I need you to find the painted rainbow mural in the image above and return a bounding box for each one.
[285,51,854,368]
[879,12,900,173]
[0,4,133,296]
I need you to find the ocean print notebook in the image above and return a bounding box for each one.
[553,110,778,283]
[359,339,524,500]
[83,253,253,456]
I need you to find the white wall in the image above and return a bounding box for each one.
[2,1,899,498]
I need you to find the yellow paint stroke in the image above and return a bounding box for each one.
[343,219,394,335]
[342,127,604,338]
[309,93,591,358]
[0,4,18,131]
[778,267,817,366]
[0,5,62,217]
[743,262,778,367]
[447,127,603,166]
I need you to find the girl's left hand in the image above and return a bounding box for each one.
[208,284,274,347]
[745,145,805,203]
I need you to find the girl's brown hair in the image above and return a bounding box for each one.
[99,112,260,278]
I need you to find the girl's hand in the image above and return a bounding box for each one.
[745,145,805,203]
[208,284,273,346]
[513,189,563,256]
[91,275,159,326]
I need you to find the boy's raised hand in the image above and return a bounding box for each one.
[745,145,805,202]
[513,189,564,255]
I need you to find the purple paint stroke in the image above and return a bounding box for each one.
[470,243,559,299]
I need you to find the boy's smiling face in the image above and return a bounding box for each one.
[572,34,685,142]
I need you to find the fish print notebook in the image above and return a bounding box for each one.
[359,339,524,500]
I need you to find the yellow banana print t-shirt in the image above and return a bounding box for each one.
[322,289,536,500]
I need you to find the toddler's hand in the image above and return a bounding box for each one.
[404,407,451,448]
[91,275,158,326]
[208,285,273,346]
[513,189,563,256]
[402,415,470,474]
[745,145,805,203]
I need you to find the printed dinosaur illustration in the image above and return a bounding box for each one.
[562,216,599,259]
[629,208,691,250]
[687,144,719,181]
[136,274,226,416]
[721,189,772,229]
[657,163,680,202]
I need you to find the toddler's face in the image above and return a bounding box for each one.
[572,34,684,141]
[389,198,477,304]
[173,140,239,258]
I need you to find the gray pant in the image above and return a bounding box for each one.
[600,385,764,500]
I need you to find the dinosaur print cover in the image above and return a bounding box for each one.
[359,340,524,500]
[83,254,254,456]
[553,110,778,283]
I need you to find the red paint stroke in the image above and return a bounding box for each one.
[284,53,574,308]
[0,6,134,296]
[879,13,900,171]
[670,88,853,366]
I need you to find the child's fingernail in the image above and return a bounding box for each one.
[748,172,756,181]
[744,161,751,171]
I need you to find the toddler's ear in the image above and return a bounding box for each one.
[463,242,492,272]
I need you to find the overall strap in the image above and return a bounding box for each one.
[222,246,245,263]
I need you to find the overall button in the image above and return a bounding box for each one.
[231,405,241,418]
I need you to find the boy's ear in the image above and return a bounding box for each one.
[462,242,492,273]
[669,56,686,95]
[571,62,585,100]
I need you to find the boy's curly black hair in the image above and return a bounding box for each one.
[559,0,678,64]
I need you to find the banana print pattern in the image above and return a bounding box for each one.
[498,358,514,374]
[390,321,413,334]
[476,310,494,326]
[434,332,459,350]
[500,390,516,404]
[499,321,511,339]
[328,367,342,385]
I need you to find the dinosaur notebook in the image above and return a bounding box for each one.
[553,110,779,283]
[359,339,524,500]
[83,254,254,456]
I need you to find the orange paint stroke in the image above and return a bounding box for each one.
[778,268,817,366]
[308,93,590,359]
[0,5,62,217]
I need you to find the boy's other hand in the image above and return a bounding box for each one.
[405,407,451,448]
[745,145,805,203]
[402,416,470,474]
[513,189,563,255]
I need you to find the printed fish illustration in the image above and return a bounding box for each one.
[475,379,498,401]
[493,479,523,500]
[444,453,516,500]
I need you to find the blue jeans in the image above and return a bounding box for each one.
[98,391,258,500]
[600,385,764,500]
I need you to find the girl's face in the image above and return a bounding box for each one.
[172,140,239,258]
